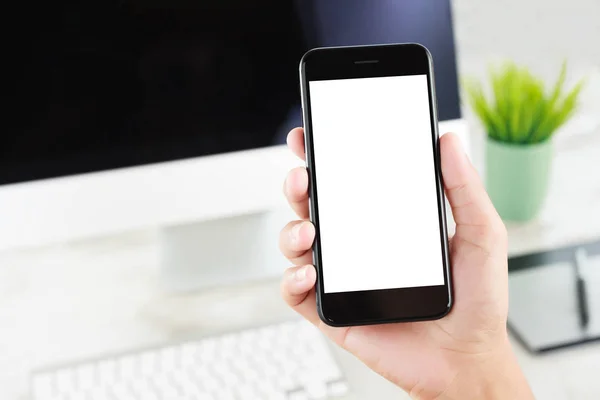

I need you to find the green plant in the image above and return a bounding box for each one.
[464,61,585,144]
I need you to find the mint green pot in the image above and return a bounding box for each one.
[485,138,553,222]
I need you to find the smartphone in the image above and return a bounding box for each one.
[299,43,452,326]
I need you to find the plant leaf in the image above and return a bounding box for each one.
[532,78,585,143]
[507,65,524,141]
[464,78,504,140]
[463,60,585,144]
[548,60,567,111]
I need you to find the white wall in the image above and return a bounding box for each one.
[451,0,600,169]
[453,0,600,72]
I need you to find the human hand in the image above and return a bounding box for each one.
[279,128,534,399]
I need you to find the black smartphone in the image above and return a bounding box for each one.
[299,43,452,326]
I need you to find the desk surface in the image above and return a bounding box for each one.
[1,131,600,400]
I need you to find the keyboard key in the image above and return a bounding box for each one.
[328,380,350,397]
[214,387,236,400]
[139,352,156,376]
[130,378,153,396]
[257,381,282,399]
[197,338,217,361]
[305,382,328,399]
[142,391,160,400]
[235,384,262,400]
[195,393,216,400]
[154,374,178,396]
[220,371,240,387]
[179,376,202,395]
[88,388,111,400]
[76,364,95,390]
[117,355,137,380]
[32,373,53,399]
[288,391,309,400]
[55,369,75,394]
[239,329,257,344]
[200,374,219,393]
[158,347,178,371]
[277,374,296,391]
[97,360,117,386]
[111,382,133,400]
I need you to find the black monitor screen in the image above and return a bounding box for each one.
[1,0,460,185]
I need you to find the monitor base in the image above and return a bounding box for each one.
[158,208,295,293]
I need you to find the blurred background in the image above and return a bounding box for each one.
[1,0,599,399]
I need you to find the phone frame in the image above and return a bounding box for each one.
[299,43,452,327]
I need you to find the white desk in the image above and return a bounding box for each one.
[1,130,600,400]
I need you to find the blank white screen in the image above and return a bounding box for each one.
[309,75,445,294]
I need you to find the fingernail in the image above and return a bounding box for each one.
[290,223,303,244]
[294,266,307,281]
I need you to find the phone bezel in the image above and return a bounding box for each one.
[299,43,452,326]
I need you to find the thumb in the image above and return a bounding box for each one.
[440,133,505,253]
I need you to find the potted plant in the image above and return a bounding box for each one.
[464,62,585,221]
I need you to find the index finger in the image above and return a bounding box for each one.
[287,128,306,161]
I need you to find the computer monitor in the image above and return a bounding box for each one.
[0,0,467,289]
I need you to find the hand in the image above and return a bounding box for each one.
[279,128,534,399]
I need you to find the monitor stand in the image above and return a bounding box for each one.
[158,207,296,292]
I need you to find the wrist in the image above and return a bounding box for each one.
[441,337,534,400]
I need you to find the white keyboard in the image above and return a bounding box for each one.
[31,320,349,400]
